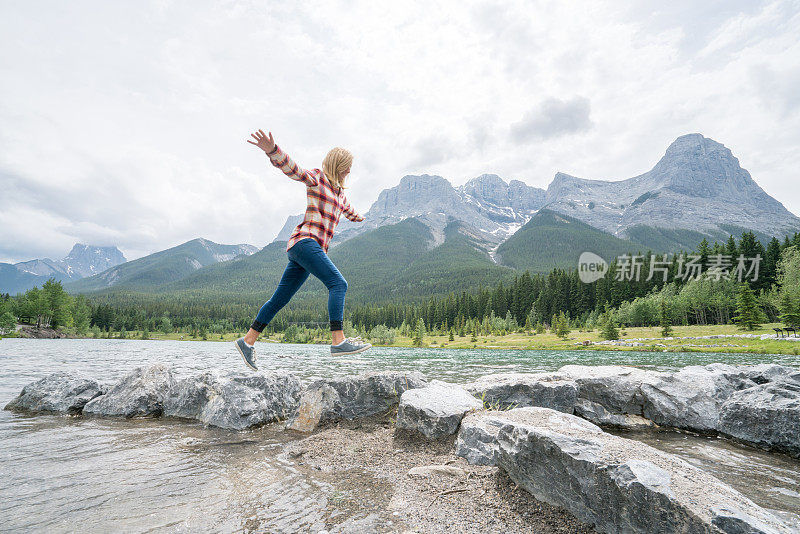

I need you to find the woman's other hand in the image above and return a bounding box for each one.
[247,129,276,154]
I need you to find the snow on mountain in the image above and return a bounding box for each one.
[196,238,258,262]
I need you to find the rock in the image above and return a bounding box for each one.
[395,380,482,439]
[463,373,577,413]
[164,370,301,430]
[4,372,104,414]
[455,411,515,466]
[288,384,341,432]
[638,365,733,431]
[558,364,659,416]
[17,326,68,339]
[558,364,741,432]
[492,407,793,534]
[83,364,175,417]
[455,408,599,467]
[718,363,800,389]
[407,465,465,477]
[718,379,800,458]
[287,371,427,432]
[573,398,657,429]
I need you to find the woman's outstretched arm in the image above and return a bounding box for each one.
[342,197,365,222]
[247,129,318,187]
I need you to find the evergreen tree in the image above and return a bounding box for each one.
[413,317,425,347]
[725,235,738,257]
[599,308,619,340]
[554,311,571,339]
[659,299,673,337]
[779,292,800,327]
[733,283,762,330]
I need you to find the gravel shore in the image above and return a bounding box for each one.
[284,418,596,533]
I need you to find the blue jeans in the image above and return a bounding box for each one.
[251,237,348,332]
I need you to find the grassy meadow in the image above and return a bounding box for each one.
[39,322,800,356]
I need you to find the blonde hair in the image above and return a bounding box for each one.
[322,147,353,190]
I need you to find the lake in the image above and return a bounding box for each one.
[1,338,798,532]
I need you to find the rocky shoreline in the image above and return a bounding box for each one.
[5,362,800,533]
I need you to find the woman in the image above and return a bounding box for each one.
[235,130,372,371]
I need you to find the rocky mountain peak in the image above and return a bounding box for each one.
[370,174,459,216]
[460,174,509,204]
[396,173,453,190]
[540,133,800,239]
[663,133,727,158]
[61,244,127,277]
[650,133,757,198]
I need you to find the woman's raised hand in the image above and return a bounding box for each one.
[247,129,276,153]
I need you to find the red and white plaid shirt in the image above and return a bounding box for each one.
[266,144,364,252]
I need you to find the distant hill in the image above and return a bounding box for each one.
[66,238,257,292]
[495,209,643,272]
[173,217,514,302]
[70,218,515,305]
[0,244,126,294]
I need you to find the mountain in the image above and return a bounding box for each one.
[273,214,304,242]
[56,133,800,305]
[0,244,126,294]
[66,238,257,292]
[496,209,643,272]
[328,173,547,248]
[162,218,436,300]
[158,217,513,302]
[541,134,800,241]
[68,216,514,307]
[290,134,800,257]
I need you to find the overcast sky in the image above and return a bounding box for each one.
[1,0,799,263]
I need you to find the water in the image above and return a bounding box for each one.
[1,338,799,532]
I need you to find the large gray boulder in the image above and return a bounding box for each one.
[4,372,104,415]
[463,372,577,413]
[456,410,527,466]
[559,364,800,451]
[83,365,175,417]
[163,370,302,430]
[717,363,800,390]
[287,371,427,432]
[638,365,736,431]
[718,379,800,458]
[573,398,657,429]
[467,407,794,533]
[395,380,482,439]
[557,365,659,417]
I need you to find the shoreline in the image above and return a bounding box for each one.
[5,361,799,531]
[5,326,800,357]
[285,419,596,533]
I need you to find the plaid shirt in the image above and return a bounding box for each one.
[266,144,364,252]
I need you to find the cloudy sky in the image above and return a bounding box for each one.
[1,0,799,263]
